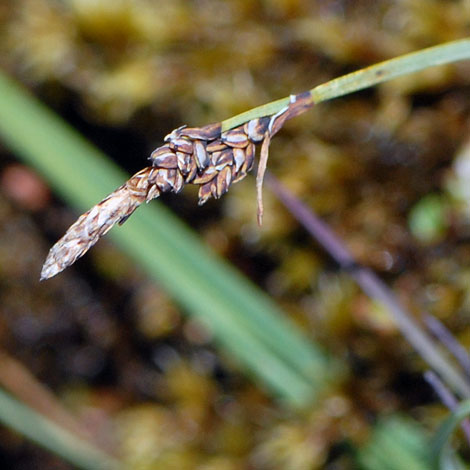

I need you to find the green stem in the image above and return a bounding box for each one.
[311,38,470,103]
[222,38,470,131]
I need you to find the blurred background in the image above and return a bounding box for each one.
[0,0,470,468]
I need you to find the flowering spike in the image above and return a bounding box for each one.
[41,92,314,279]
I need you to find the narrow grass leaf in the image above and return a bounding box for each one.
[0,388,120,470]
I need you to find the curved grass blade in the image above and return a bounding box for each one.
[431,400,470,470]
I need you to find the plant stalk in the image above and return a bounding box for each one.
[222,38,470,131]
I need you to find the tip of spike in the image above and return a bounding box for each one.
[40,258,61,281]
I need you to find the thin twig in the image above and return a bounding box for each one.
[424,315,470,379]
[265,173,470,399]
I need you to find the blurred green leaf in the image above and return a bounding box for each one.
[358,414,470,470]
[0,387,121,470]
[358,416,432,470]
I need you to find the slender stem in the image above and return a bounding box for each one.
[424,315,470,378]
[222,38,470,131]
[222,97,291,132]
[266,173,470,399]
[311,38,470,104]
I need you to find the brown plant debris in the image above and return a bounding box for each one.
[41,92,313,280]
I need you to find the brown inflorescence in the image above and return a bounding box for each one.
[40,92,314,280]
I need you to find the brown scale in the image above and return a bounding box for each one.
[147,91,313,210]
[149,117,267,205]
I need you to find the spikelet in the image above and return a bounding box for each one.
[40,167,155,280]
[41,92,313,280]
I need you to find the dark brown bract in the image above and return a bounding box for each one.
[149,121,258,206]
